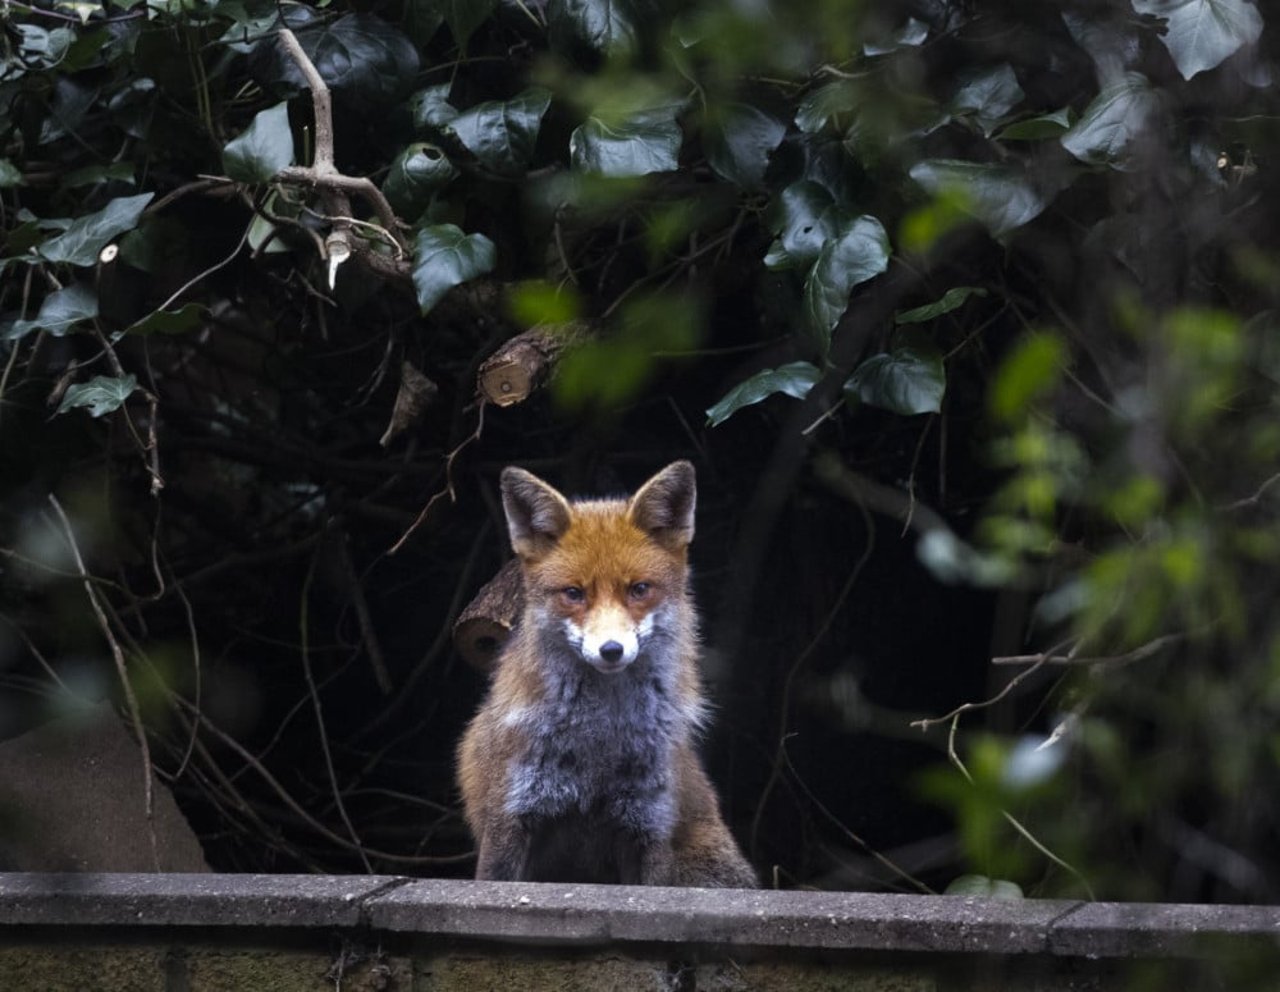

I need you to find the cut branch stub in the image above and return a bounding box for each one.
[477,323,588,407]
[453,558,524,671]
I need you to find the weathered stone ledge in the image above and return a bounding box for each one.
[1,873,1277,960]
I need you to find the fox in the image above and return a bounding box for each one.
[456,461,757,887]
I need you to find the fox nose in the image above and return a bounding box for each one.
[599,641,625,664]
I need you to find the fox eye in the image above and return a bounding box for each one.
[628,581,652,600]
[561,586,585,604]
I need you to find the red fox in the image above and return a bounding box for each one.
[456,461,757,887]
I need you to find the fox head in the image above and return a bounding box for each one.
[500,462,696,675]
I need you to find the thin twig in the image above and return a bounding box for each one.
[336,531,393,695]
[300,541,372,871]
[992,633,1184,667]
[388,401,486,555]
[750,493,876,858]
[780,739,935,894]
[945,714,1096,899]
[48,494,160,870]
[911,638,1076,731]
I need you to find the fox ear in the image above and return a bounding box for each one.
[501,467,573,559]
[628,460,696,548]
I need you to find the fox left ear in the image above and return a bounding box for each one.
[628,460,696,548]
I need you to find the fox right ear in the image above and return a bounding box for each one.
[500,467,573,559]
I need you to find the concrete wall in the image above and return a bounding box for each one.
[1,874,1278,991]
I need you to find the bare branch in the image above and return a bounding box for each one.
[992,633,1185,667]
[47,494,160,870]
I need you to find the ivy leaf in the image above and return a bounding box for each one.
[125,303,206,336]
[845,346,945,415]
[37,192,154,267]
[222,102,294,184]
[409,84,459,134]
[909,160,1053,237]
[1131,0,1263,80]
[548,0,643,54]
[995,109,1073,142]
[864,17,929,56]
[704,103,787,189]
[433,0,498,49]
[4,284,97,341]
[0,159,25,187]
[705,361,821,427]
[945,875,1025,900]
[765,181,839,271]
[411,224,496,315]
[261,14,420,107]
[795,79,859,134]
[950,64,1025,136]
[383,143,457,218]
[1060,73,1160,171]
[802,215,891,347]
[56,374,138,417]
[570,105,682,178]
[895,286,987,324]
[447,88,551,174]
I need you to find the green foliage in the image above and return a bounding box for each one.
[411,224,497,314]
[222,103,295,183]
[55,374,138,417]
[35,194,154,267]
[569,105,683,177]
[802,216,890,349]
[2,0,1278,900]
[844,346,945,416]
[446,88,551,175]
[705,361,821,427]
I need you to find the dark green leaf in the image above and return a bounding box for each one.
[218,6,317,54]
[405,0,446,46]
[63,162,137,188]
[222,102,294,184]
[0,160,24,188]
[447,88,552,174]
[262,14,420,107]
[995,109,1073,142]
[56,373,138,417]
[409,84,459,134]
[704,103,787,189]
[412,225,496,315]
[950,64,1024,137]
[795,80,858,134]
[125,304,206,336]
[945,875,1025,900]
[37,193,154,266]
[845,346,945,415]
[895,286,987,324]
[802,215,891,346]
[39,80,97,145]
[424,0,498,48]
[383,144,458,218]
[570,105,683,178]
[864,16,928,56]
[909,160,1053,237]
[4,284,97,341]
[705,361,821,427]
[766,181,839,271]
[1132,0,1263,80]
[548,0,643,54]
[1060,73,1159,171]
